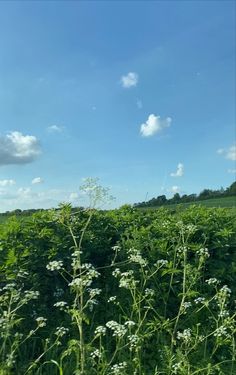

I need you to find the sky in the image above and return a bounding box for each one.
[0,0,235,211]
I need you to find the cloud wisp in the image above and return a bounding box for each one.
[140,114,172,137]
[121,72,138,88]
[0,131,41,166]
[170,163,184,177]
[0,179,16,187]
[47,125,65,133]
[32,177,44,185]
[217,144,236,161]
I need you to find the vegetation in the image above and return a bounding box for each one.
[0,180,235,374]
[134,182,236,208]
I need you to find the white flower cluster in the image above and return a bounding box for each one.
[206,278,219,286]
[110,361,127,375]
[128,248,147,266]
[88,288,102,298]
[54,301,68,310]
[108,296,117,303]
[182,302,192,311]
[144,288,155,297]
[197,247,210,258]
[2,283,16,291]
[24,290,40,300]
[112,245,121,252]
[128,334,139,348]
[112,268,121,277]
[213,326,229,338]
[194,297,205,304]
[90,349,101,359]
[115,270,139,290]
[172,362,182,374]
[35,317,47,327]
[177,328,192,343]
[69,265,100,289]
[94,325,107,336]
[124,320,135,327]
[106,320,127,338]
[155,259,168,267]
[46,260,63,271]
[55,326,69,337]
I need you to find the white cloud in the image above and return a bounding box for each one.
[171,185,180,193]
[226,145,236,161]
[0,131,41,166]
[170,163,184,177]
[136,99,143,109]
[228,168,236,174]
[121,72,138,88]
[32,177,44,185]
[140,114,172,137]
[0,179,16,187]
[47,125,65,133]
[217,145,236,161]
[69,192,79,201]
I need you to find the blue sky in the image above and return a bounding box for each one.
[0,0,235,211]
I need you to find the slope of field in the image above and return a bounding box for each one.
[141,195,236,210]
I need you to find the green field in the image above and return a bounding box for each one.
[141,195,236,210]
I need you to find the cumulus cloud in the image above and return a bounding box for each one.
[226,145,236,161]
[170,163,184,177]
[140,114,172,137]
[0,131,41,166]
[47,125,65,133]
[32,177,44,185]
[228,168,236,174]
[121,72,138,88]
[0,179,16,187]
[171,186,180,193]
[217,144,236,161]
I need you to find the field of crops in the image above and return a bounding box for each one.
[0,201,235,375]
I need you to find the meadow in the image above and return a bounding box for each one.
[0,185,235,374]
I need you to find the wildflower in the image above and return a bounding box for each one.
[177,328,192,343]
[55,326,69,337]
[124,320,135,327]
[197,247,210,258]
[213,326,229,338]
[24,290,40,300]
[46,260,63,271]
[88,288,102,298]
[206,278,219,286]
[108,296,117,303]
[91,349,101,359]
[172,362,182,374]
[106,321,127,338]
[128,248,147,266]
[182,302,192,312]
[128,334,139,348]
[112,245,121,252]
[145,288,155,297]
[94,325,107,336]
[54,301,68,310]
[110,362,127,374]
[155,259,168,267]
[35,317,47,327]
[194,297,205,304]
[112,268,121,277]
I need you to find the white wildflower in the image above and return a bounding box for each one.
[46,260,63,271]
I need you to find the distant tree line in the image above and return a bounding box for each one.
[134,181,236,208]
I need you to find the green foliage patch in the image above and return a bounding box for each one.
[0,201,235,374]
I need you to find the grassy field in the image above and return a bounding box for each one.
[141,195,236,210]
